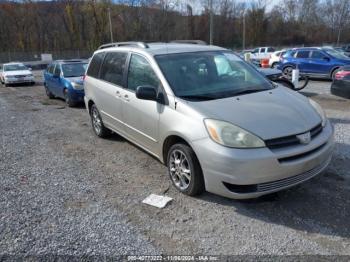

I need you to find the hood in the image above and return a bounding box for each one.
[258,68,282,77]
[4,70,32,76]
[338,59,350,65]
[65,76,84,85]
[180,87,321,140]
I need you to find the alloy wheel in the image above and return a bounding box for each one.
[283,67,293,80]
[169,149,192,191]
[91,107,102,135]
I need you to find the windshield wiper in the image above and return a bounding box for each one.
[232,88,268,96]
[179,95,216,101]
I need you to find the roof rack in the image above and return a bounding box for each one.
[170,40,207,45]
[98,42,149,50]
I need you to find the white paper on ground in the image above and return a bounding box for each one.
[142,194,173,208]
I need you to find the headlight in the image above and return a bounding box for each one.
[309,99,326,127]
[4,75,14,79]
[71,82,83,90]
[204,119,265,148]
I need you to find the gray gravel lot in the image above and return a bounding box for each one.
[0,76,349,257]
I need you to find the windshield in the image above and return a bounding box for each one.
[326,49,349,60]
[4,64,28,71]
[62,63,87,77]
[155,51,273,100]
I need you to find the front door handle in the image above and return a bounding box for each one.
[124,94,130,101]
[116,90,121,97]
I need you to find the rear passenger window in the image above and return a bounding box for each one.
[127,54,160,91]
[100,52,127,86]
[311,51,325,59]
[87,52,105,78]
[260,48,266,53]
[267,47,275,52]
[296,51,310,58]
[54,65,61,75]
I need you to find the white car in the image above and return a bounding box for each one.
[0,63,35,86]
[269,50,287,68]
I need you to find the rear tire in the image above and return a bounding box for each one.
[331,67,340,80]
[167,143,205,196]
[90,104,110,138]
[45,84,54,99]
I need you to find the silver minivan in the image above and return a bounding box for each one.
[84,42,334,199]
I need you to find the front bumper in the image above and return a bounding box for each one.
[331,80,350,99]
[69,89,85,102]
[192,120,334,199]
[4,76,35,84]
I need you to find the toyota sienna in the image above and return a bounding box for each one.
[84,42,334,199]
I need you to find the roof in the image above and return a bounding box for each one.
[54,59,88,64]
[96,43,226,56]
[289,47,330,51]
[3,62,25,66]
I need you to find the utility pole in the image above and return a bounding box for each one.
[108,7,114,43]
[209,0,213,45]
[242,10,246,50]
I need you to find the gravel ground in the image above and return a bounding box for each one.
[0,76,349,257]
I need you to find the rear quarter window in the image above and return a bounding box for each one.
[87,52,105,78]
[99,52,128,86]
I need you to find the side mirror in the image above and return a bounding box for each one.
[28,67,32,71]
[136,85,157,101]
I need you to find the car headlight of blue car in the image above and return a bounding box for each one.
[71,82,84,90]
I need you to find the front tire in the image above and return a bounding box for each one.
[282,66,294,80]
[64,89,76,107]
[90,104,110,138]
[271,62,278,69]
[167,143,205,196]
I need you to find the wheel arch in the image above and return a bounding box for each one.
[330,66,341,78]
[162,134,193,165]
[87,99,95,115]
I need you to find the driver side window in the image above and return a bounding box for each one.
[127,54,160,91]
[54,65,61,76]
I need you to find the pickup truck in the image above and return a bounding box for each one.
[249,47,275,61]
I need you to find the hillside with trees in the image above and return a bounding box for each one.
[0,0,349,56]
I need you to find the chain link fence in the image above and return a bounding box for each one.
[0,50,92,64]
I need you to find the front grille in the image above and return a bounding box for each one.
[257,156,331,192]
[265,123,323,149]
[278,143,327,163]
[223,157,331,194]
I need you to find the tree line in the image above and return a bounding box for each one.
[0,0,349,55]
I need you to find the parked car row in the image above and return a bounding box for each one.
[241,45,350,99]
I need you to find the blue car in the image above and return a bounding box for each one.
[44,60,88,106]
[278,47,350,79]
